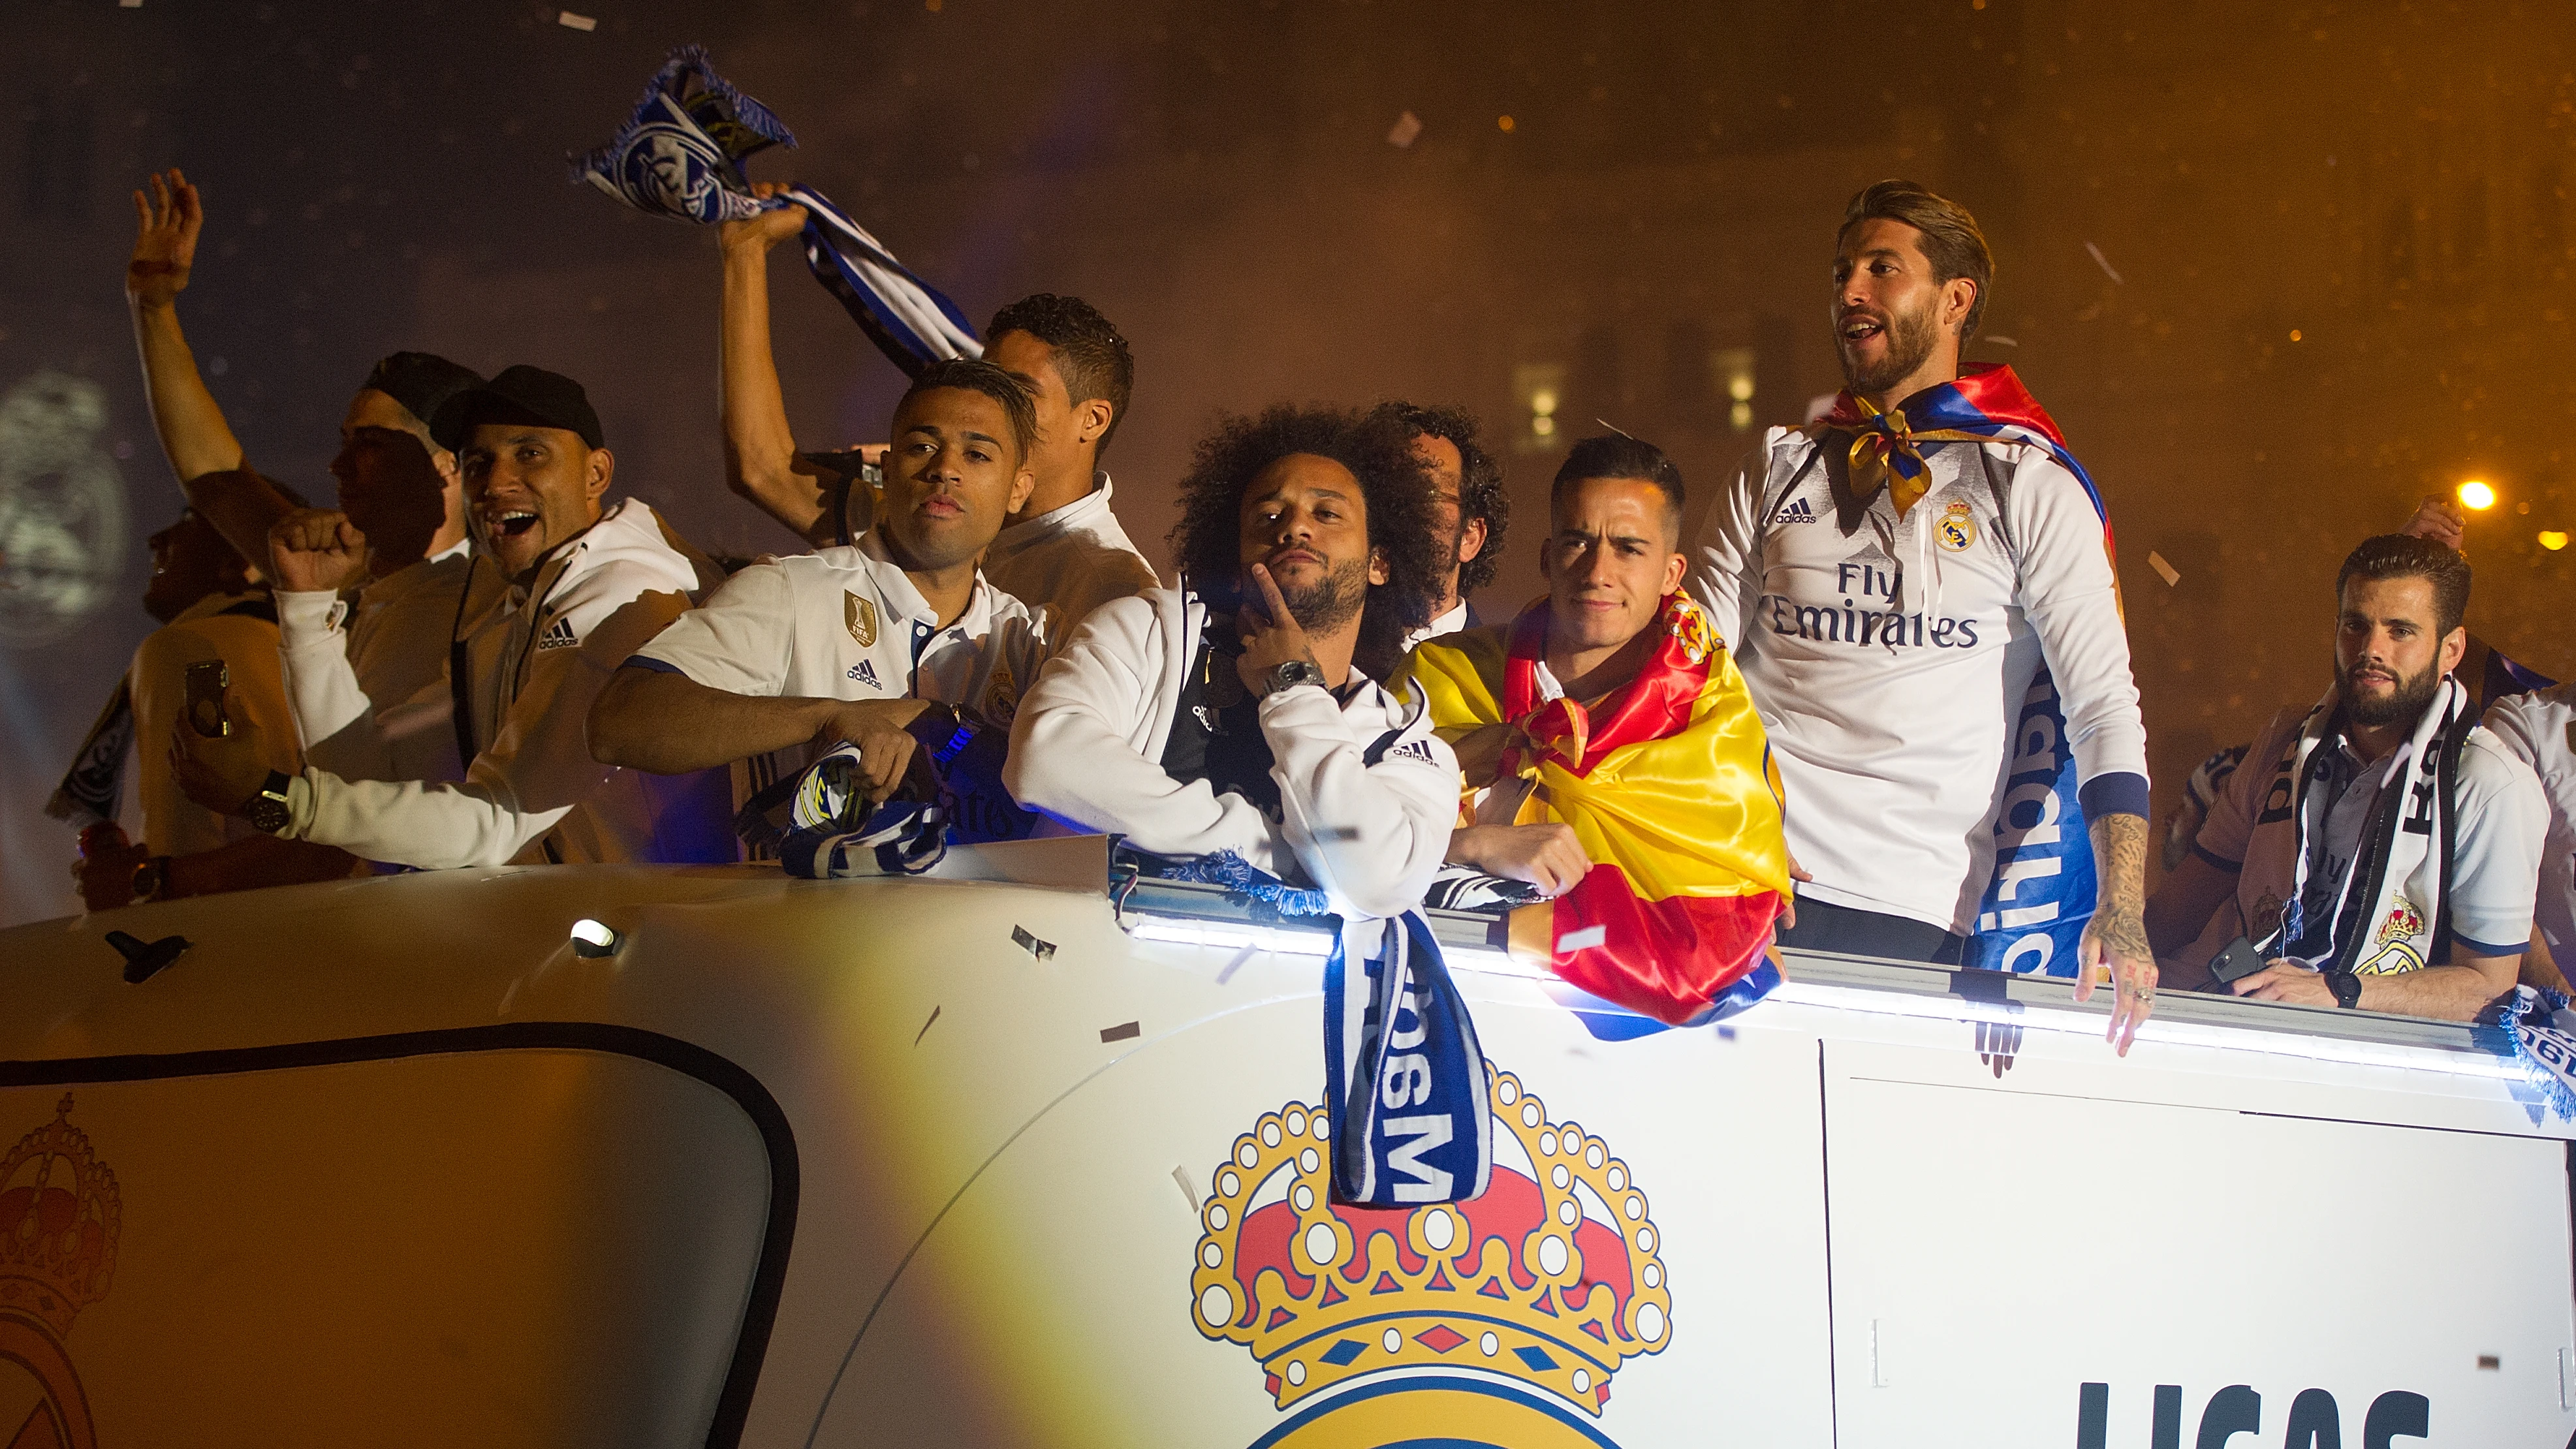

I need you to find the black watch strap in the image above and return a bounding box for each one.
[2324,967,2363,1009]
[241,770,295,835]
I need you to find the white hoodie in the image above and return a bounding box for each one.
[274,498,732,868]
[1003,585,1458,920]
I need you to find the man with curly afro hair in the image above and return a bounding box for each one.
[1005,404,1460,917]
[1370,401,1508,642]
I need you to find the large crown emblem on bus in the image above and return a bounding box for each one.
[1189,1067,1672,1415]
[0,1095,122,1339]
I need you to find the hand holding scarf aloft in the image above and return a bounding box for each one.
[1395,593,1792,1025]
[571,45,981,377]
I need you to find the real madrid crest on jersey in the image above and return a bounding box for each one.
[844,591,878,647]
[1934,499,1977,552]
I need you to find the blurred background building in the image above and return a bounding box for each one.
[4,0,2571,924]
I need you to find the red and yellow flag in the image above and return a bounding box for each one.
[1396,593,1791,1024]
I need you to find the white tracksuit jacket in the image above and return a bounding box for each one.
[274,497,732,868]
[1003,585,1459,920]
[2485,683,2576,963]
[1693,428,2150,934]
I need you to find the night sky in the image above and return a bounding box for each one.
[5,0,2571,924]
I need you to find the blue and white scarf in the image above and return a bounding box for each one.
[1324,912,1493,1207]
[777,743,948,879]
[571,46,981,377]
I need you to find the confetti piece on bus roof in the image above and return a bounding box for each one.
[1387,110,1423,148]
[1100,1020,1142,1043]
[1556,925,1608,953]
[2148,550,2181,587]
[1171,1164,1197,1209]
[2085,242,2124,284]
[913,1004,941,1045]
[557,10,598,30]
[1012,924,1057,960]
[1217,943,1257,984]
[1984,335,2020,347]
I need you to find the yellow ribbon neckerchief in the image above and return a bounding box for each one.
[1830,394,1993,522]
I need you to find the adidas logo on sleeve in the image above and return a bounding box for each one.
[536,617,580,650]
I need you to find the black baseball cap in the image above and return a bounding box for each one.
[358,352,483,433]
[430,364,605,454]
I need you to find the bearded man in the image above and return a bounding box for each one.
[2146,537,2544,1020]
[1691,178,2158,1052]
[1004,404,1458,918]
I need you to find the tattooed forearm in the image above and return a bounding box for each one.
[2088,813,2152,963]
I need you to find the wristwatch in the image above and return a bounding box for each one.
[2323,966,2363,1010]
[130,855,170,903]
[1263,659,1327,697]
[238,770,294,836]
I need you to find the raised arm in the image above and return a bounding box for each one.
[125,170,294,562]
[719,183,840,548]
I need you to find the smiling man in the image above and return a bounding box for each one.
[1004,405,1458,917]
[2147,536,2545,1021]
[172,365,732,868]
[1398,435,1794,1024]
[590,357,1049,830]
[1691,178,2157,1052]
[714,185,1157,630]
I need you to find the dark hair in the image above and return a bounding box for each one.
[986,294,1136,461]
[2336,533,2472,636]
[1371,401,1510,595]
[1552,434,1685,536]
[1168,404,1443,681]
[1838,179,1995,343]
[898,357,1039,465]
[359,352,483,435]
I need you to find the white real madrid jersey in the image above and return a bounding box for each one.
[1692,427,2149,934]
[2483,683,2576,963]
[631,529,1046,741]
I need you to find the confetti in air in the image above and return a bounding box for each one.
[2085,242,2124,285]
[1556,925,1608,953]
[1387,110,1422,148]
[2148,551,2181,587]
[557,10,597,30]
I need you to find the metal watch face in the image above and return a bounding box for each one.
[243,796,290,835]
[1268,661,1325,693]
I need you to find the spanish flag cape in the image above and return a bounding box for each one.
[1396,592,1793,1025]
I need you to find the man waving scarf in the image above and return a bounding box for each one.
[571,45,980,375]
[1400,435,1794,1027]
[1811,362,2119,982]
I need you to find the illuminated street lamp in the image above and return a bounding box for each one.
[2457,480,2497,510]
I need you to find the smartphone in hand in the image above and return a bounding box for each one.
[2207,935,2272,985]
[183,659,230,738]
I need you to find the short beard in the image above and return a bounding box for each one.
[1838,296,1943,396]
[2339,657,2442,728]
[1264,556,1370,636]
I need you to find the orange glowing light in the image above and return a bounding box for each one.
[2457,480,2496,510]
[2288,329,2302,341]
[1498,115,1516,132]
[2541,531,2569,552]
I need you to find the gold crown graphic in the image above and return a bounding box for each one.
[1189,1067,1671,1416]
[0,1095,122,1339]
